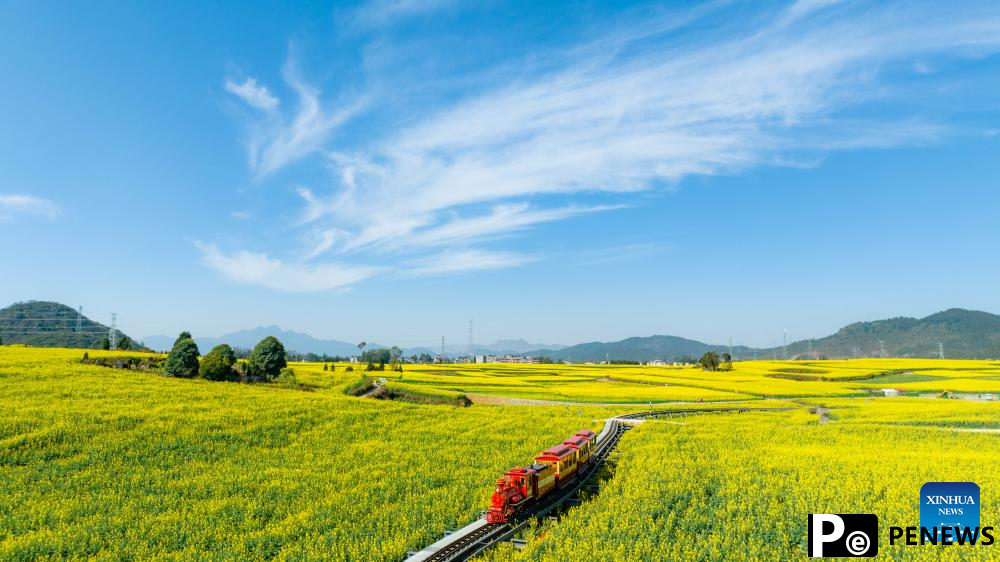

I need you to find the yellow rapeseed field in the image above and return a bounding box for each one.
[0,347,623,560]
[2,347,998,560]
[484,402,1000,561]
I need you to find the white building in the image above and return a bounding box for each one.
[880,388,900,397]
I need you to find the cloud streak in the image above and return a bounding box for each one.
[224,77,278,110]
[0,194,59,222]
[196,242,378,292]
[215,0,1000,291]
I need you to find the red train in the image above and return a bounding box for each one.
[486,429,598,524]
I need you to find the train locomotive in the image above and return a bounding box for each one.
[486,429,598,524]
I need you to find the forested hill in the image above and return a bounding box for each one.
[544,335,754,363]
[536,309,1000,362]
[778,308,1000,359]
[0,301,146,350]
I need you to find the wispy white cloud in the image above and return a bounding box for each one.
[305,1,1000,257]
[216,0,1000,291]
[226,62,367,179]
[225,77,279,110]
[195,241,378,292]
[406,249,536,276]
[0,194,59,222]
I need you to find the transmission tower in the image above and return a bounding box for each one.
[878,340,886,358]
[76,306,83,333]
[728,337,733,360]
[467,320,474,362]
[110,313,118,351]
[782,329,788,360]
[440,336,445,359]
[938,342,945,360]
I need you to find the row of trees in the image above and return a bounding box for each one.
[164,332,287,381]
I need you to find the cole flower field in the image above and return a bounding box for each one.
[0,346,998,560]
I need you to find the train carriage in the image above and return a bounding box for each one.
[486,428,600,524]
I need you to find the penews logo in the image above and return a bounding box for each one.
[808,514,879,557]
[921,482,980,541]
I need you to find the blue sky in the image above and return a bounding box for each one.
[2,0,1000,348]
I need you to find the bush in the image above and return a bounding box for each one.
[201,344,237,381]
[165,336,200,378]
[275,368,297,386]
[247,336,287,381]
[345,366,354,372]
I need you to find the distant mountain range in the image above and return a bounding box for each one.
[142,326,365,356]
[532,308,1000,361]
[7,301,999,361]
[0,301,147,350]
[142,327,562,357]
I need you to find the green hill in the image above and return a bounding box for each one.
[0,301,146,350]
[541,308,1000,362]
[546,335,754,363]
[779,308,1000,359]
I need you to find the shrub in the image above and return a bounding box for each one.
[201,344,237,381]
[247,336,287,381]
[165,337,200,378]
[275,368,297,386]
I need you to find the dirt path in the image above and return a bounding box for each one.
[465,393,761,407]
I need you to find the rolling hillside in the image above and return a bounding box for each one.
[0,301,146,350]
[538,309,1000,362]
[779,308,1000,359]
[543,335,754,363]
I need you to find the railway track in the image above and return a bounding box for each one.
[407,406,791,562]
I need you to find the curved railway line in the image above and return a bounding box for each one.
[406,406,792,562]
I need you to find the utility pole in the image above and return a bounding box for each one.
[728,337,733,360]
[783,329,788,360]
[878,340,886,359]
[76,306,83,333]
[938,342,944,360]
[440,336,445,360]
[110,313,118,351]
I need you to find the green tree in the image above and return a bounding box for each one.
[174,331,192,347]
[699,351,720,372]
[720,352,734,371]
[119,335,132,351]
[101,336,110,350]
[201,344,237,381]
[248,336,287,380]
[165,337,200,377]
